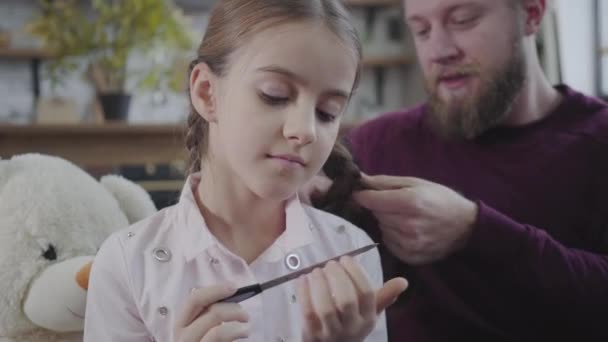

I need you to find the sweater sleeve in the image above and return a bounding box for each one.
[464,201,608,329]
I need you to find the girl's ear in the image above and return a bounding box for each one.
[190,63,218,123]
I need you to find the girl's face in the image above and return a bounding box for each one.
[191,21,358,200]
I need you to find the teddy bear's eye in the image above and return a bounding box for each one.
[42,244,57,261]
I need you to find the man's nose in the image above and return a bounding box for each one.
[427,28,463,65]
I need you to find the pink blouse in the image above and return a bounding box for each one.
[84,174,386,341]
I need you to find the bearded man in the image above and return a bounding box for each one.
[308,0,608,340]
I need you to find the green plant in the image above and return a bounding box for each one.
[27,0,194,94]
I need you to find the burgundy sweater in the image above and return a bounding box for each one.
[348,85,608,341]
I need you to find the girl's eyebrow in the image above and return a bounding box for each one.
[256,65,351,99]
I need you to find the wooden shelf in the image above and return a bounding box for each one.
[0,48,54,59]
[363,55,413,67]
[0,48,55,98]
[344,0,400,6]
[137,180,185,192]
[0,123,186,167]
[0,123,184,135]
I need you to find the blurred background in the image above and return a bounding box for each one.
[0,0,606,209]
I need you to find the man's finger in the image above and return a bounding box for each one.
[375,278,408,314]
[353,189,414,214]
[373,213,418,235]
[362,174,424,190]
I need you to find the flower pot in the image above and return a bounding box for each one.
[98,93,131,121]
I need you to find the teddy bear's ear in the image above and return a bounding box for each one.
[100,175,157,224]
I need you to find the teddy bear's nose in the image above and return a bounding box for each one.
[76,261,93,290]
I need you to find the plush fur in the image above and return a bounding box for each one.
[0,154,156,341]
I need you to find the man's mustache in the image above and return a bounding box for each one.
[430,65,481,85]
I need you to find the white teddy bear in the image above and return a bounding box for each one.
[0,154,157,341]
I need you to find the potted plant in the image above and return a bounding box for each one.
[27,0,194,121]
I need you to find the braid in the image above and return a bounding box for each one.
[311,142,380,240]
[185,109,205,175]
[185,57,209,176]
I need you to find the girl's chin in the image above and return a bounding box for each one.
[250,182,301,201]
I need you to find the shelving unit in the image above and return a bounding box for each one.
[0,48,52,59]
[0,0,409,133]
[1,0,410,102]
[345,0,410,106]
[0,48,54,100]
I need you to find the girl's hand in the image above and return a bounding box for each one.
[174,285,250,342]
[298,256,407,342]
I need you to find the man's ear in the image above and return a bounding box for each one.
[190,63,218,123]
[521,0,546,36]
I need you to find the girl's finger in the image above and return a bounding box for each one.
[309,268,342,335]
[297,275,323,335]
[340,256,375,317]
[201,321,250,342]
[323,261,359,324]
[183,302,249,341]
[176,284,237,328]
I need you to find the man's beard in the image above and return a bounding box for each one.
[425,43,526,141]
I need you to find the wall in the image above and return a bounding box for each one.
[554,0,597,96]
[600,0,608,98]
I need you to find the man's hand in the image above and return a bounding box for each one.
[354,174,479,265]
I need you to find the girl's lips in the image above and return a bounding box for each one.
[268,154,306,167]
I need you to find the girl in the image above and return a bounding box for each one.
[84,0,407,341]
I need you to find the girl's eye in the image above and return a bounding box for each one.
[317,109,337,123]
[259,91,338,123]
[260,92,289,105]
[453,16,476,26]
